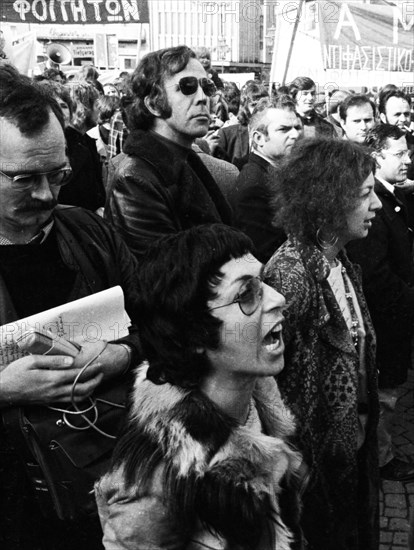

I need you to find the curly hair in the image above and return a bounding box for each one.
[272,137,376,245]
[0,63,64,134]
[222,81,240,116]
[95,95,120,124]
[66,80,99,131]
[135,224,253,389]
[128,45,197,131]
[237,82,268,126]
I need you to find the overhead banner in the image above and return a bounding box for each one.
[0,0,149,24]
[318,1,414,74]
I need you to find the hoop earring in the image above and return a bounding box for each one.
[316,228,338,251]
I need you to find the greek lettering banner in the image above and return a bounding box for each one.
[0,0,149,24]
[318,1,414,74]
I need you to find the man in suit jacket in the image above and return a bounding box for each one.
[229,95,303,263]
[347,124,414,482]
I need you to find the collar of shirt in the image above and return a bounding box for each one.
[376,175,395,195]
[299,112,316,124]
[0,219,54,246]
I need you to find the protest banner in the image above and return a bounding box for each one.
[318,1,413,75]
[271,0,414,89]
[0,0,149,25]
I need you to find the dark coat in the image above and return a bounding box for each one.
[217,123,249,165]
[406,131,414,180]
[230,152,286,263]
[298,111,336,139]
[104,130,233,259]
[60,127,106,212]
[347,178,414,388]
[0,206,141,549]
[265,239,379,550]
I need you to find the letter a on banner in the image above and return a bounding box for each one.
[334,3,361,41]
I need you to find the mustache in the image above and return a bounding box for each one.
[19,199,58,211]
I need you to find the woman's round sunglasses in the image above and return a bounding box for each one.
[174,76,217,98]
[208,276,264,316]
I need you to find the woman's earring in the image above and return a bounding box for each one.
[316,228,338,250]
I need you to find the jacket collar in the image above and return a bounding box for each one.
[122,364,301,549]
[123,129,190,186]
[374,177,408,211]
[247,151,272,169]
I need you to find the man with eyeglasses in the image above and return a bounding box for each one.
[347,124,414,483]
[104,45,232,260]
[379,89,414,181]
[0,64,141,549]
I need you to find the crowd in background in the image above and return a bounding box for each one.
[29,60,414,201]
[1,45,414,550]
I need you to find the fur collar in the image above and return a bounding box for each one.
[113,364,301,549]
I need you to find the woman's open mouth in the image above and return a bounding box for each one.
[263,321,283,352]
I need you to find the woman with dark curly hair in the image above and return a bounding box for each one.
[95,224,305,550]
[264,137,382,550]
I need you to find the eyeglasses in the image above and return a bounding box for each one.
[173,76,217,97]
[208,276,264,316]
[0,166,73,191]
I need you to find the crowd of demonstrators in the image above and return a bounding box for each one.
[265,138,382,550]
[0,63,141,550]
[230,95,303,263]
[2,44,414,550]
[31,64,135,210]
[347,124,414,482]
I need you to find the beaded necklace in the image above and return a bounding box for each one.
[340,265,360,350]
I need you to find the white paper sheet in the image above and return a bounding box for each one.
[0,286,130,367]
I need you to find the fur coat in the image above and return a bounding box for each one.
[95,365,304,550]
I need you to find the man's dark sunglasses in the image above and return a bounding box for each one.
[176,76,217,97]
